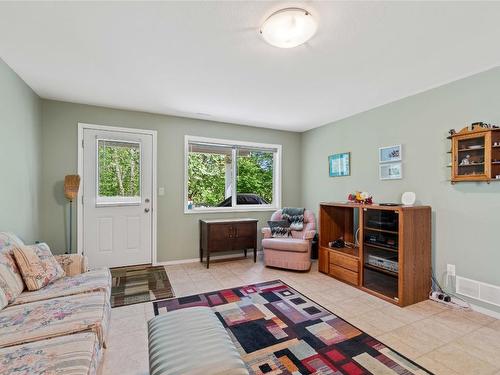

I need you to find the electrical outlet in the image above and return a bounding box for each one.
[447,264,456,277]
[158,187,165,196]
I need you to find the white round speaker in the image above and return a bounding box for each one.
[401,192,416,206]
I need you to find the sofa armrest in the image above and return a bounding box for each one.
[261,227,272,239]
[54,254,88,276]
[303,230,316,240]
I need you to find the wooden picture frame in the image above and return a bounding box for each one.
[329,152,350,177]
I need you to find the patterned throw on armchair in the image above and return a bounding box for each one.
[261,209,316,271]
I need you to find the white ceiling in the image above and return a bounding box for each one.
[1,1,500,132]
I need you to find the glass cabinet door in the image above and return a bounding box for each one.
[362,208,399,301]
[455,135,486,177]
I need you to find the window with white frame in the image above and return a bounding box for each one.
[185,136,281,212]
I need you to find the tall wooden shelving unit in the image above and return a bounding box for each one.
[319,202,431,307]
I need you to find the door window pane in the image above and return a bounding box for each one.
[97,140,141,199]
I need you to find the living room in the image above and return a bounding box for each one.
[1,2,499,375]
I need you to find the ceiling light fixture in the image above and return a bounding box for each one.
[260,8,317,49]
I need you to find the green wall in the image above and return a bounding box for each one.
[301,67,500,312]
[40,100,302,260]
[0,58,41,243]
[5,53,498,311]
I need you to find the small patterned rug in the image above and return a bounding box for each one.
[111,265,174,308]
[153,280,431,375]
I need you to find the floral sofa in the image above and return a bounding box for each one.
[0,232,111,375]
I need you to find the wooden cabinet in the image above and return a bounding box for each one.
[199,219,258,268]
[319,202,431,307]
[450,125,500,183]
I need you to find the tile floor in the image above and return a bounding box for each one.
[103,256,500,375]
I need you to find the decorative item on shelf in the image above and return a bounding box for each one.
[401,191,416,206]
[471,121,489,130]
[448,129,456,137]
[329,239,345,249]
[459,155,471,166]
[64,174,80,253]
[347,191,373,204]
[328,152,350,177]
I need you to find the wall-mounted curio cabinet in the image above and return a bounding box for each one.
[449,124,500,183]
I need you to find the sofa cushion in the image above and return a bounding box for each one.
[13,243,65,291]
[0,331,101,375]
[0,291,110,348]
[54,254,89,276]
[11,268,111,306]
[148,306,249,375]
[262,237,310,253]
[0,232,24,250]
[0,248,25,310]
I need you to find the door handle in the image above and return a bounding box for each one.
[144,208,150,213]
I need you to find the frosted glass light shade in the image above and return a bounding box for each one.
[260,8,317,48]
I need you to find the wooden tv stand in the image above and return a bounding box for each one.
[319,202,431,307]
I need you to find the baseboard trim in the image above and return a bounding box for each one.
[469,302,500,320]
[154,250,262,266]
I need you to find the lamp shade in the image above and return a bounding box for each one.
[64,175,80,201]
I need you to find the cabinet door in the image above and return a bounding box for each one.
[209,224,233,241]
[453,133,490,180]
[234,222,256,239]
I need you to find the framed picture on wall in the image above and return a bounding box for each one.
[329,152,350,177]
[380,162,403,180]
[379,145,402,163]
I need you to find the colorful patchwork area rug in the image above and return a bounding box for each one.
[153,280,431,374]
[111,265,174,308]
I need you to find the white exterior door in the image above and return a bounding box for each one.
[82,127,153,268]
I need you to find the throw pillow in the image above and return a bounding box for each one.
[268,220,290,238]
[13,243,65,291]
[0,248,25,309]
[0,232,24,251]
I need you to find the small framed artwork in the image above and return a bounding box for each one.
[380,162,403,180]
[379,145,402,163]
[329,152,350,177]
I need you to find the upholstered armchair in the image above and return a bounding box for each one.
[261,209,316,271]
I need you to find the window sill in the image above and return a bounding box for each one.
[184,206,279,214]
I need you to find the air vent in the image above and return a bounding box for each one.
[456,276,500,307]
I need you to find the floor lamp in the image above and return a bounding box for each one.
[64,175,80,253]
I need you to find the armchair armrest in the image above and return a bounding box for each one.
[303,230,316,240]
[54,254,88,276]
[261,227,272,239]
